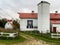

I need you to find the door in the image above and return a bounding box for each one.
[53,27,56,33]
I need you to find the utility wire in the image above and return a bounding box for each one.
[5,4,19,13]
[0,8,13,19]
[0,10,10,18]
[0,3,20,19]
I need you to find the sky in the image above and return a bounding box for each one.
[0,0,60,19]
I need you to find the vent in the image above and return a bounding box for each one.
[55,11,58,15]
[32,11,34,15]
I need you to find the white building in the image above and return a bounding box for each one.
[5,20,13,30]
[38,1,50,33]
[50,12,60,33]
[19,1,60,33]
[19,11,38,31]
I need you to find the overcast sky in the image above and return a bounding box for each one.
[0,0,60,19]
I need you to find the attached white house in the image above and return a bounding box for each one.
[19,11,38,31]
[50,12,60,33]
[18,1,60,33]
[5,20,13,30]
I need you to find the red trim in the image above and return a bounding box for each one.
[18,13,60,24]
[19,13,38,19]
[50,13,60,19]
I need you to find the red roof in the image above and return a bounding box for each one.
[19,13,60,24]
[19,13,38,19]
[50,13,60,19]
[50,20,60,24]
[7,20,12,22]
[50,13,60,24]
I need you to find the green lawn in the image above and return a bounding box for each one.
[21,31,60,45]
[1,27,60,45]
[0,36,26,44]
[0,28,26,44]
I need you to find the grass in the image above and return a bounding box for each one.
[1,27,60,45]
[0,28,26,44]
[0,27,19,33]
[0,35,26,44]
[21,31,60,45]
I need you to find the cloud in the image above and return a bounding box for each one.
[20,8,31,13]
[0,0,60,19]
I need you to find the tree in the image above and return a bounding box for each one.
[0,18,7,28]
[13,20,20,29]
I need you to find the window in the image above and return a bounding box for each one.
[33,26,38,28]
[27,20,33,28]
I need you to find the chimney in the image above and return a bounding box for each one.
[32,11,34,13]
[32,11,34,15]
[55,11,58,15]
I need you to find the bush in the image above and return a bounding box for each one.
[13,20,20,29]
[0,19,7,28]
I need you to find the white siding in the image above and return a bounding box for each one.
[20,19,38,31]
[38,2,50,33]
[52,24,60,32]
[5,22,13,29]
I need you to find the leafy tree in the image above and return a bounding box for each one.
[0,18,7,28]
[13,20,20,29]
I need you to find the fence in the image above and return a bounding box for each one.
[51,33,60,38]
[0,32,18,38]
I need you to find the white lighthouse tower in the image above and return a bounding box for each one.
[38,1,50,33]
